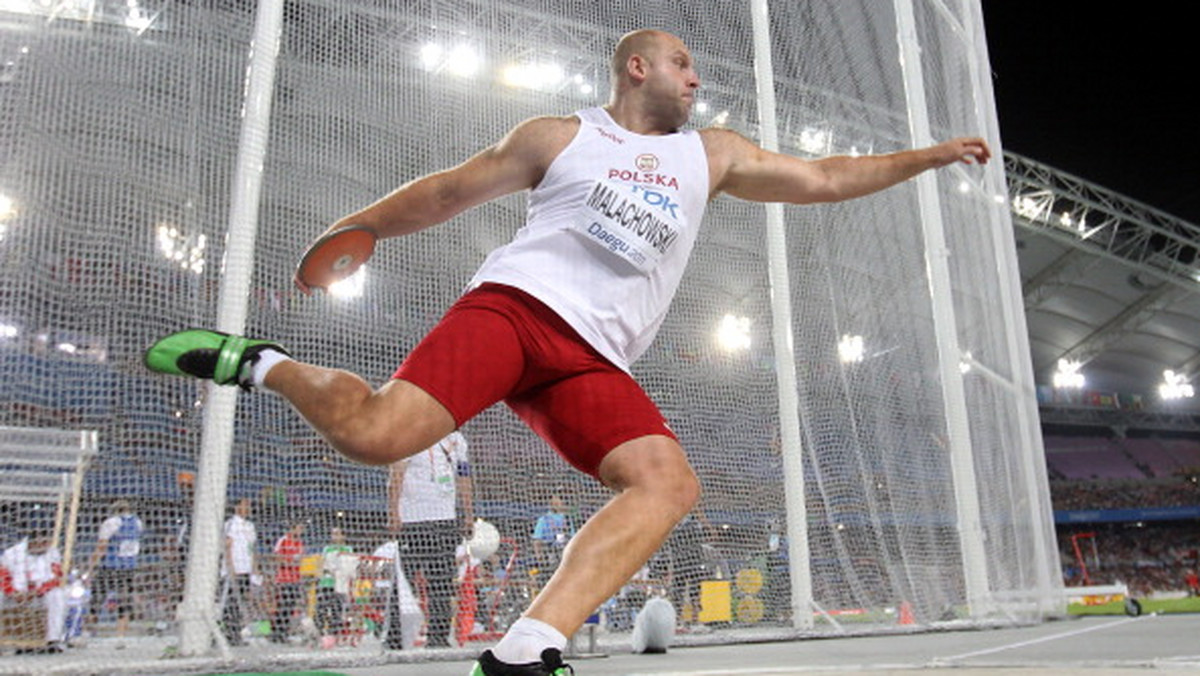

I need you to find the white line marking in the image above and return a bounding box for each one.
[625,667,923,676]
[936,615,1148,663]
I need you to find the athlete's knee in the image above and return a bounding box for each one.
[639,462,699,526]
[665,466,701,514]
[601,437,699,516]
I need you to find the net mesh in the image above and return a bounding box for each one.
[0,0,1057,671]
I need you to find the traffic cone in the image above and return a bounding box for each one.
[455,565,478,645]
[898,601,915,625]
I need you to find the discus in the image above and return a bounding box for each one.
[294,225,377,294]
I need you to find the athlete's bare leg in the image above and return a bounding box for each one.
[262,361,456,466]
[522,434,700,636]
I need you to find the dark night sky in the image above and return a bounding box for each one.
[981,3,1197,225]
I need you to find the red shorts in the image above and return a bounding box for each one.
[393,283,677,477]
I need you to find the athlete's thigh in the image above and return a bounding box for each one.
[506,365,677,477]
[393,302,526,428]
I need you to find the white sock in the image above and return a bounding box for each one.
[249,348,292,389]
[492,617,567,665]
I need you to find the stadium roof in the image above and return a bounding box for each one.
[1007,153,1200,412]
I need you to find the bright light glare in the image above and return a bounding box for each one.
[1159,369,1194,400]
[0,0,42,14]
[1013,193,1050,222]
[2,0,154,30]
[125,7,152,31]
[1053,358,1085,389]
[502,62,565,90]
[156,223,206,274]
[419,43,444,69]
[798,127,831,155]
[716,314,751,352]
[838,334,864,364]
[328,266,367,299]
[569,74,594,96]
[418,43,482,77]
[446,45,482,77]
[0,193,12,244]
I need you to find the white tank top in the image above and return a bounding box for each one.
[470,107,710,371]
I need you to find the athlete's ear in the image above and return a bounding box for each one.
[627,54,650,84]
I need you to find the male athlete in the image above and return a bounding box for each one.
[146,29,990,675]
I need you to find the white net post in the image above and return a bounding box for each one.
[961,2,1061,615]
[177,0,285,656]
[893,0,991,617]
[749,0,815,631]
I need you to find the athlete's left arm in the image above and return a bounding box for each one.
[701,128,990,205]
[328,116,577,240]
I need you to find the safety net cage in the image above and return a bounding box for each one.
[0,0,1059,673]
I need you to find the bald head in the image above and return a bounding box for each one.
[610,30,679,82]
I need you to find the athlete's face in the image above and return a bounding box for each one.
[642,37,700,128]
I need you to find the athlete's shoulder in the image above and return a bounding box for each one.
[497,115,581,167]
[698,126,756,158]
[510,114,581,143]
[697,126,763,196]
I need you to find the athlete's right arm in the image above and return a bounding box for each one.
[323,115,578,240]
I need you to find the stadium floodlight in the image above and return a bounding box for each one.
[446,45,483,77]
[419,43,483,78]
[570,75,593,96]
[0,192,15,220]
[0,196,10,244]
[838,334,864,364]
[0,0,46,16]
[1,0,155,30]
[156,223,206,274]
[1053,358,1085,389]
[501,62,565,91]
[1159,369,1194,400]
[798,127,832,155]
[716,314,751,352]
[418,43,444,70]
[124,4,152,32]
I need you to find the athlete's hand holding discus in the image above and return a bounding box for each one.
[293,224,378,295]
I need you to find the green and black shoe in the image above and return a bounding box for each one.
[469,648,574,676]
[144,329,289,391]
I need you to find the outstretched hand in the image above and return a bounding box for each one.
[931,137,992,168]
